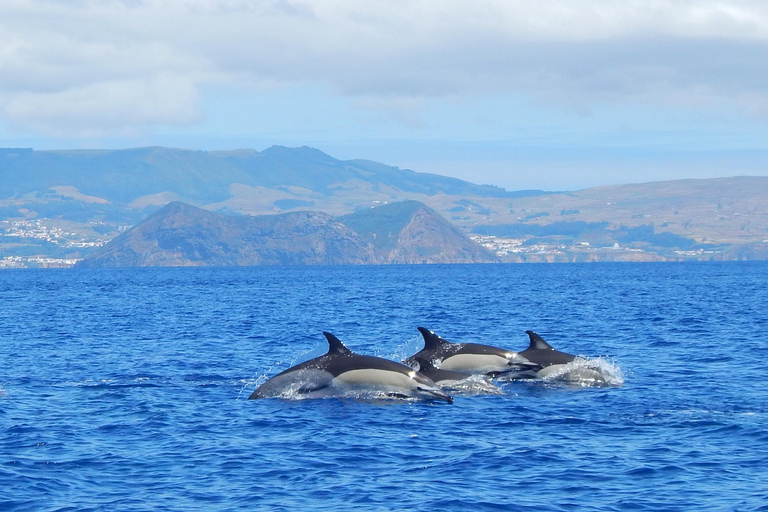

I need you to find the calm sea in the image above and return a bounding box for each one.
[2,263,767,511]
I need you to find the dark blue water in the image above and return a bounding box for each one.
[2,263,768,511]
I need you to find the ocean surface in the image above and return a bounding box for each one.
[1,262,767,511]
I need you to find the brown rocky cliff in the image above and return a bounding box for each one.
[76,200,496,268]
[77,202,379,267]
[386,205,497,264]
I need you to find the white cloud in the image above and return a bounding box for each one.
[1,0,768,136]
[2,73,200,136]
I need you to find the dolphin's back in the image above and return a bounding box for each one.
[520,331,576,367]
[324,353,413,377]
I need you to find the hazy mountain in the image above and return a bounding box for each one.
[77,200,498,267]
[471,176,768,246]
[0,146,523,207]
[2,145,767,264]
[340,200,495,264]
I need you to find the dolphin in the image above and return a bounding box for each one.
[520,330,576,369]
[405,327,538,377]
[517,330,606,384]
[249,332,453,402]
[411,357,473,387]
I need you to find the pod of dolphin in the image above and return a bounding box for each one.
[249,327,613,402]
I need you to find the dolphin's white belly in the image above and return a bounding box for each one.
[332,369,415,391]
[439,354,510,373]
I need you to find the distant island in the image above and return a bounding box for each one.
[76,201,497,267]
[1,145,767,267]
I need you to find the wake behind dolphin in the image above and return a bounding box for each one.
[249,332,453,402]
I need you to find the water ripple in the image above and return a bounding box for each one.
[2,263,768,511]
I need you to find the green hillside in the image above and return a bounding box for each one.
[0,146,514,204]
[340,200,425,251]
[1,145,767,265]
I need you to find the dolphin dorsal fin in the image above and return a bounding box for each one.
[322,332,353,356]
[417,327,449,350]
[526,330,554,351]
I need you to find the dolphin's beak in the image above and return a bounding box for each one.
[420,387,453,403]
[509,362,543,372]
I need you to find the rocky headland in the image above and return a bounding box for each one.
[76,200,497,267]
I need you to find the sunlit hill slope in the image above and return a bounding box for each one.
[1,145,767,265]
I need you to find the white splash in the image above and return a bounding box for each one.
[442,374,505,396]
[541,357,624,388]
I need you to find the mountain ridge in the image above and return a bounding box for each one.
[77,200,498,267]
[0,145,519,205]
[2,145,767,264]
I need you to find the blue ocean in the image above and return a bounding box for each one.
[2,263,767,511]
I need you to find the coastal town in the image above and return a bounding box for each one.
[0,214,725,269]
[0,218,119,268]
[467,234,720,262]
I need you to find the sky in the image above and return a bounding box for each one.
[1,0,767,191]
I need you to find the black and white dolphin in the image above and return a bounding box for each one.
[405,327,538,377]
[249,332,453,402]
[516,330,606,384]
[520,330,576,369]
[410,357,474,387]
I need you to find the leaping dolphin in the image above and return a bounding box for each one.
[516,330,607,384]
[405,327,538,377]
[249,332,453,402]
[411,357,473,387]
[520,330,576,369]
